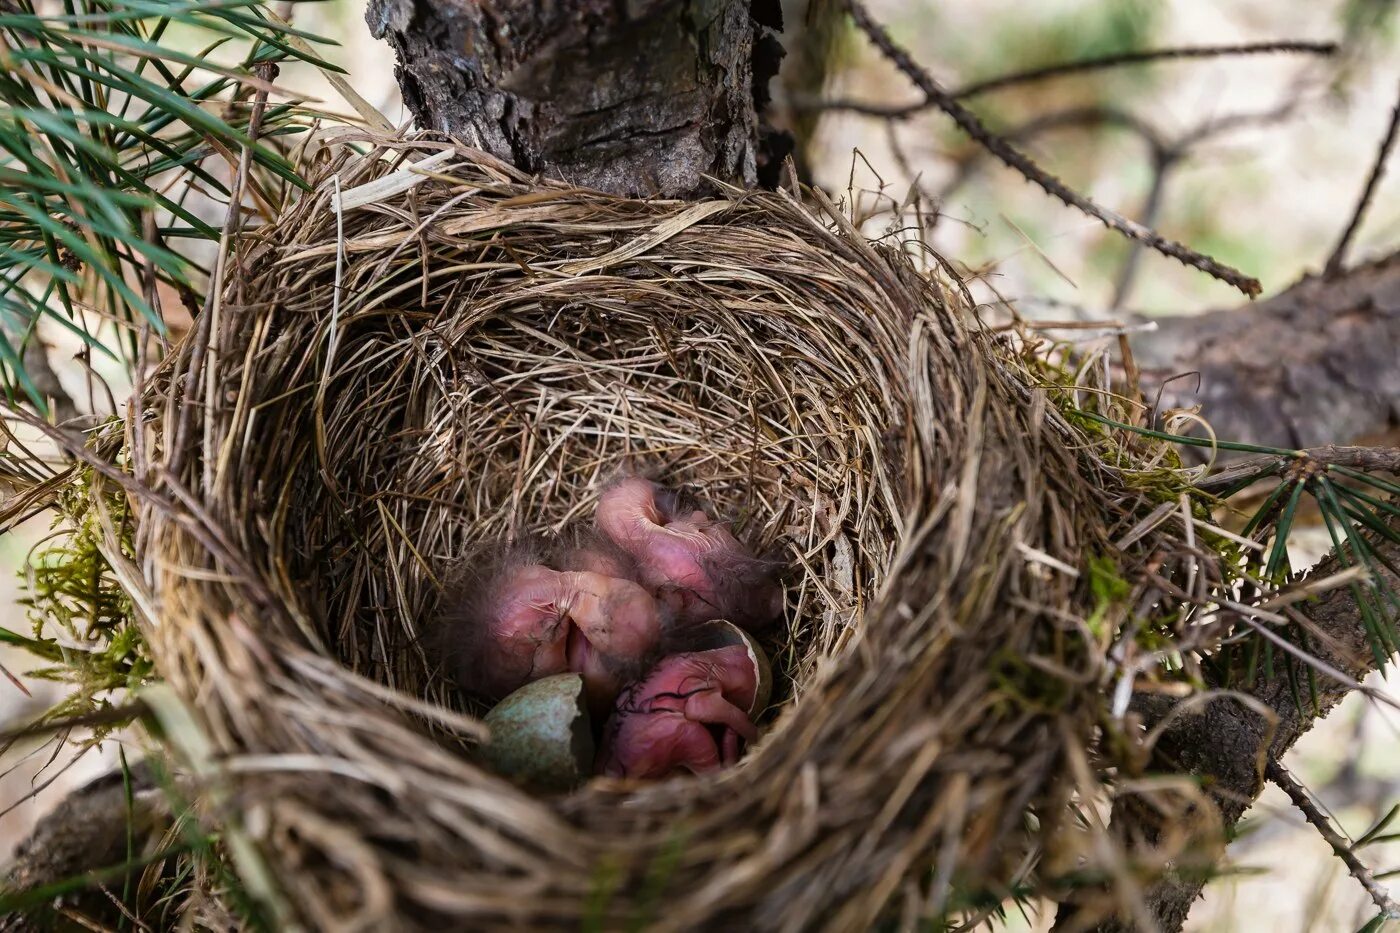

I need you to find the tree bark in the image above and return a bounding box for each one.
[769,0,842,176]
[364,0,779,198]
[1137,252,1400,454]
[1,761,171,932]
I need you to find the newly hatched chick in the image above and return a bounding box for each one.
[595,476,783,631]
[596,645,761,779]
[556,527,640,581]
[439,545,664,712]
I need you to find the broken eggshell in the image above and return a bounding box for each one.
[481,673,594,792]
[677,619,772,716]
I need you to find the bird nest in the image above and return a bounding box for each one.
[103,136,1210,930]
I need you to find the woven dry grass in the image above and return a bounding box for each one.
[97,134,1225,930]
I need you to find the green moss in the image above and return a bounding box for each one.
[7,462,150,736]
[1085,553,1131,639]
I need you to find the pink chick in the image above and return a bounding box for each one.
[594,476,783,631]
[556,530,640,581]
[597,644,761,779]
[445,562,663,713]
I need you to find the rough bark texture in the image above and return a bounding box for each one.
[0,761,170,932]
[1138,252,1400,454]
[364,0,768,198]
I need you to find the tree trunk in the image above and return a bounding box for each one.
[1137,252,1400,454]
[365,0,784,198]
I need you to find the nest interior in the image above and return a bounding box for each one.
[118,139,1187,930]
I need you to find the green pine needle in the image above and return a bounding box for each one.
[0,0,332,410]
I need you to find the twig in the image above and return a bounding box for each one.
[168,60,278,480]
[1195,444,1400,493]
[1299,444,1400,473]
[0,702,149,743]
[935,106,1171,230]
[843,0,1262,298]
[1175,97,1303,150]
[0,309,78,423]
[1266,759,1400,919]
[1111,148,1177,310]
[19,333,78,423]
[804,40,1336,117]
[957,40,1337,99]
[937,96,1307,217]
[1324,81,1400,278]
[0,661,30,698]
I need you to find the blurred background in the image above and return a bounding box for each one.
[1,1,1398,930]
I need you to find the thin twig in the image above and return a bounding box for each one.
[0,309,78,423]
[935,106,1174,235]
[1324,81,1400,278]
[1195,444,1400,493]
[1111,149,1177,310]
[0,661,30,698]
[0,702,149,743]
[1267,759,1400,919]
[804,40,1336,117]
[843,0,1262,297]
[168,60,278,479]
[1300,444,1400,472]
[958,40,1336,99]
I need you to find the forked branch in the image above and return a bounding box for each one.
[1266,759,1400,921]
[842,0,1262,298]
[808,39,1336,117]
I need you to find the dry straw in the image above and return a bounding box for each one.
[92,133,1223,929]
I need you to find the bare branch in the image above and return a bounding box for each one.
[956,40,1337,99]
[945,104,1169,191]
[1111,150,1176,310]
[1298,445,1400,472]
[0,703,149,745]
[19,335,78,424]
[1325,81,1400,278]
[0,311,79,424]
[802,40,1335,117]
[1195,445,1400,494]
[843,0,1262,297]
[1137,253,1400,458]
[1266,759,1400,920]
